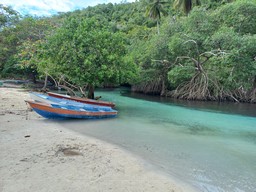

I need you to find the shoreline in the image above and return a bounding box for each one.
[0,87,196,192]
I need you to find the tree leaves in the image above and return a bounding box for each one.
[40,16,135,93]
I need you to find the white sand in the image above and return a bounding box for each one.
[0,88,196,192]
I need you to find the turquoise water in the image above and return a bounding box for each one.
[59,89,256,192]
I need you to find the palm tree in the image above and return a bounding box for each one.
[174,0,201,15]
[174,0,235,14]
[145,0,168,34]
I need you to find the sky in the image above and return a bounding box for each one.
[2,0,136,16]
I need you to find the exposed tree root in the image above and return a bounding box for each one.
[132,77,162,95]
[169,72,256,103]
[171,72,215,100]
[248,89,256,103]
[248,77,256,103]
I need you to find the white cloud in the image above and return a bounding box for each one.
[1,0,73,15]
[1,0,136,16]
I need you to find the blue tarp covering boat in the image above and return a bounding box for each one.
[29,92,113,111]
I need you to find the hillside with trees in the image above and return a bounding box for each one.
[0,0,255,102]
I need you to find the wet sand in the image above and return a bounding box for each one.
[0,88,196,192]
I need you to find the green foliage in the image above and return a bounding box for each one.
[0,15,56,79]
[41,16,136,90]
[168,65,194,87]
[165,2,256,101]
[130,1,256,101]
[0,28,17,74]
[216,1,256,35]
[145,0,169,34]
[0,5,20,75]
[174,0,201,14]
[0,4,19,29]
[206,26,256,91]
[145,0,169,20]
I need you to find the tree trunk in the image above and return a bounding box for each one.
[42,74,48,90]
[30,72,37,84]
[87,84,95,99]
[248,75,256,102]
[253,75,256,90]
[157,20,160,35]
[160,78,166,96]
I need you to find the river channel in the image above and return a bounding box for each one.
[59,88,256,192]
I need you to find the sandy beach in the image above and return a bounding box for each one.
[0,87,196,192]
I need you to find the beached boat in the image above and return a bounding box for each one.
[29,92,112,111]
[26,100,117,119]
[47,92,115,108]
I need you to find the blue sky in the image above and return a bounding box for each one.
[2,0,136,16]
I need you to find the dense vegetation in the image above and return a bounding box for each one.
[0,0,255,102]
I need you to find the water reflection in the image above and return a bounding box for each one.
[121,89,256,117]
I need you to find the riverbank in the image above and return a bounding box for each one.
[0,88,196,192]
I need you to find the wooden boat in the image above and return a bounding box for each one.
[26,100,117,119]
[29,92,112,111]
[47,92,115,108]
